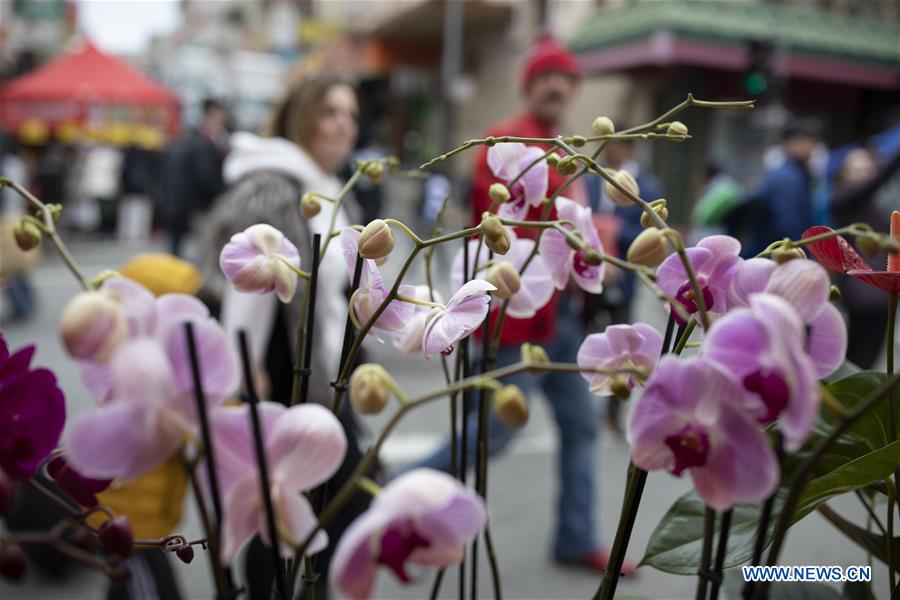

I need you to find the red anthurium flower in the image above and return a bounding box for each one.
[802,211,900,296]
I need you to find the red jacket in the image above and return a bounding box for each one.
[469,112,568,346]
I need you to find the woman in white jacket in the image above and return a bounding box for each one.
[200,74,370,599]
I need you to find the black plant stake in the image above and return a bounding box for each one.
[297,233,322,405]
[458,236,471,599]
[743,433,783,600]
[184,321,234,599]
[710,509,733,600]
[237,330,286,600]
[331,254,363,415]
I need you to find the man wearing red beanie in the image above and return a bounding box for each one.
[414,34,634,575]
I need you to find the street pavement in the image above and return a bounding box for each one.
[0,231,891,599]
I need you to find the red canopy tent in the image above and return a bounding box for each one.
[0,39,180,141]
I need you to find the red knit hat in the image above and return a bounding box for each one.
[521,32,582,91]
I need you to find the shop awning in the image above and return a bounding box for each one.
[569,0,900,90]
[0,38,180,139]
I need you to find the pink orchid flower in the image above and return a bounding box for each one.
[728,258,846,377]
[703,293,818,451]
[421,280,495,359]
[486,143,548,220]
[392,286,445,356]
[66,277,239,481]
[330,468,487,600]
[657,235,743,325]
[577,323,663,395]
[628,356,778,510]
[340,228,416,339]
[802,210,900,295]
[210,402,346,564]
[451,230,554,319]
[538,197,606,294]
[220,224,301,303]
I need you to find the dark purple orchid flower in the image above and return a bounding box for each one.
[0,334,66,479]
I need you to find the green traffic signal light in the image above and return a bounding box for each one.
[744,72,768,95]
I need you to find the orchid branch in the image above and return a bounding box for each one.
[297,361,647,559]
[0,177,89,290]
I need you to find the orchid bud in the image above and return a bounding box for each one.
[0,468,12,516]
[175,545,195,564]
[556,156,578,176]
[300,193,322,219]
[521,343,550,373]
[605,170,640,207]
[349,364,393,415]
[493,385,528,428]
[358,219,395,259]
[584,249,603,266]
[592,116,615,136]
[362,160,384,183]
[546,153,560,168]
[59,291,128,364]
[667,121,689,139]
[48,203,63,221]
[610,378,631,400]
[13,219,42,251]
[0,542,26,582]
[627,227,671,268]
[98,516,134,558]
[481,215,511,256]
[772,247,806,264]
[829,284,841,302]
[385,156,401,170]
[488,183,511,205]
[640,202,668,228]
[486,262,521,299]
[570,135,586,147]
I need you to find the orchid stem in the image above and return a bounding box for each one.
[695,507,716,600]
[317,169,362,263]
[710,509,733,600]
[744,434,783,600]
[594,462,647,600]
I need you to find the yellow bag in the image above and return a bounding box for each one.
[88,456,189,539]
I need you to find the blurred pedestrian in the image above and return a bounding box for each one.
[76,140,123,236]
[830,145,900,368]
[728,117,823,257]
[198,74,372,599]
[162,99,229,256]
[690,162,743,240]
[0,132,37,321]
[411,33,635,575]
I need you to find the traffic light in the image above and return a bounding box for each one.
[744,40,774,96]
